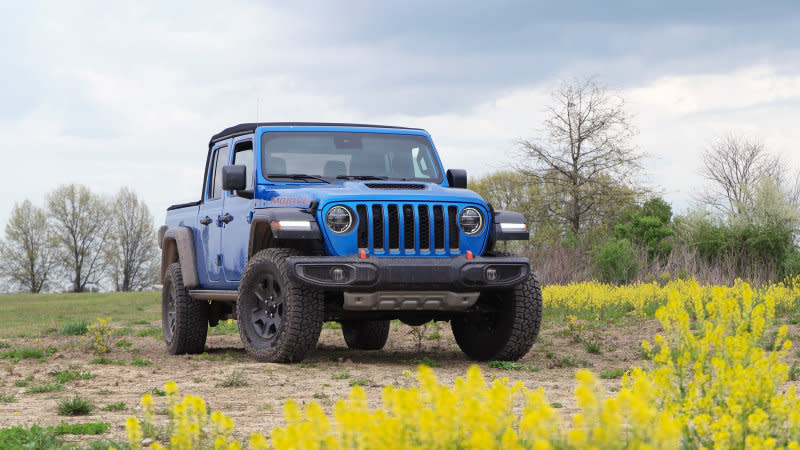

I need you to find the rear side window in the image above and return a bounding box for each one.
[208,145,229,200]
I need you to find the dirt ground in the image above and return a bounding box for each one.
[0,319,662,445]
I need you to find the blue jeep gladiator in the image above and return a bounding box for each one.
[158,123,541,363]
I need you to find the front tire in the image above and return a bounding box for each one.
[162,263,209,354]
[451,273,542,361]
[341,320,391,350]
[237,248,324,362]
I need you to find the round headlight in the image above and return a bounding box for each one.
[326,206,354,234]
[459,207,484,235]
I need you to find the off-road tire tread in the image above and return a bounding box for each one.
[341,320,391,350]
[452,272,542,361]
[163,263,208,355]
[238,248,323,363]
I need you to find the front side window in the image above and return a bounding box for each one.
[233,141,254,191]
[261,132,442,182]
[208,145,229,200]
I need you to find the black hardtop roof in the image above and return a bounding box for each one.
[209,122,425,146]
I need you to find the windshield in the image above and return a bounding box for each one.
[261,132,443,182]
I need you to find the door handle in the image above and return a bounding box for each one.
[199,216,212,226]
[218,213,233,224]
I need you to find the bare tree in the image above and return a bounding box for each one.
[47,184,111,292]
[699,133,784,215]
[515,76,643,235]
[0,200,59,293]
[105,187,158,291]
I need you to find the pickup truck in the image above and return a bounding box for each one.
[158,122,541,363]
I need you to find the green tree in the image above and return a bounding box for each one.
[0,200,59,293]
[615,197,674,260]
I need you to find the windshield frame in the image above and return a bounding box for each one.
[258,129,445,184]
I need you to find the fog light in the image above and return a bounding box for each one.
[331,267,346,282]
[485,267,498,281]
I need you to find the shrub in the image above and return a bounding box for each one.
[593,237,638,283]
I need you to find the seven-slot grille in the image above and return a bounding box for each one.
[354,203,464,255]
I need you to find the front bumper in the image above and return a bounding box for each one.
[286,255,529,291]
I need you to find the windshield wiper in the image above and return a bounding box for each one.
[336,175,389,180]
[268,173,330,184]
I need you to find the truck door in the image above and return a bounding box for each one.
[198,143,229,284]
[221,138,254,282]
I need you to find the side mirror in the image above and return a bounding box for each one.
[222,165,247,191]
[447,169,467,189]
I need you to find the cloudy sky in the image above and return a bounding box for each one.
[2,1,800,229]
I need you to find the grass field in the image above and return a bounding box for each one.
[0,291,161,338]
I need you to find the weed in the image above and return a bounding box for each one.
[312,392,328,400]
[86,317,115,354]
[556,356,590,368]
[15,375,34,387]
[211,319,238,335]
[51,368,97,383]
[551,402,564,408]
[60,319,89,336]
[407,321,432,352]
[0,341,10,348]
[131,358,153,367]
[584,341,603,354]
[145,387,166,397]
[0,424,62,449]
[331,369,351,380]
[488,361,524,370]
[197,351,239,361]
[600,368,626,379]
[27,382,63,394]
[97,389,113,395]
[89,357,125,365]
[322,322,342,330]
[411,356,443,368]
[349,378,370,387]
[0,394,16,403]
[114,340,133,348]
[298,363,317,368]
[262,403,274,411]
[1,346,56,362]
[57,395,94,416]
[218,370,249,387]
[136,328,161,338]
[102,402,127,411]
[790,362,800,382]
[53,420,110,435]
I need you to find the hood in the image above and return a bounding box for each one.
[254,181,488,209]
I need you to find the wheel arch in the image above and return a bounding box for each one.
[248,208,324,257]
[159,225,200,289]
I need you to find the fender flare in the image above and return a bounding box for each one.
[159,226,200,289]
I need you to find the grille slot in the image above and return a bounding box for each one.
[418,205,430,251]
[356,205,368,248]
[372,205,384,251]
[403,205,415,250]
[433,205,445,250]
[387,205,400,250]
[448,206,460,250]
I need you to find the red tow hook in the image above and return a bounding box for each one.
[359,249,367,259]
[466,250,473,260]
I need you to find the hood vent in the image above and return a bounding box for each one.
[365,183,426,190]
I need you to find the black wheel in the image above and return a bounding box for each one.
[451,272,542,361]
[237,248,323,363]
[341,320,391,350]
[162,263,208,354]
